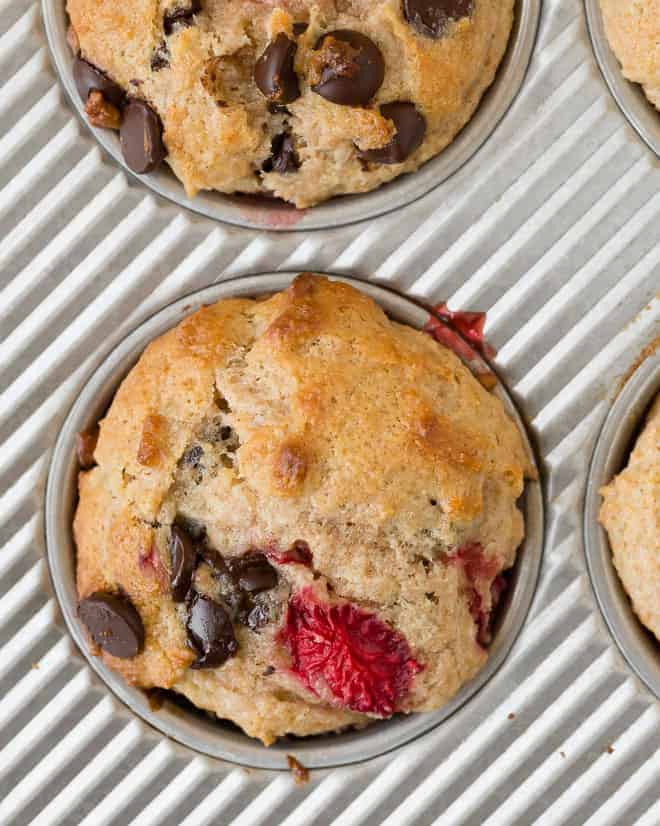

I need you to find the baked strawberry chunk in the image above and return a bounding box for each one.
[425,303,496,360]
[280,588,423,716]
[443,543,505,647]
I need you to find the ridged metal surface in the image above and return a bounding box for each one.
[0,0,659,823]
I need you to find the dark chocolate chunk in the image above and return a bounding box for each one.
[78,591,145,658]
[311,30,384,106]
[186,593,238,668]
[358,101,426,163]
[164,0,201,35]
[238,560,278,593]
[227,553,278,593]
[169,526,196,602]
[151,40,170,71]
[73,57,124,107]
[255,33,300,104]
[293,22,309,36]
[262,132,300,174]
[120,100,167,174]
[403,0,473,38]
[76,425,99,469]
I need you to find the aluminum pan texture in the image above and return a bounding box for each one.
[0,0,659,824]
[44,273,544,771]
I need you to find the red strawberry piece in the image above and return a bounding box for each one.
[279,588,423,715]
[443,543,505,647]
[426,303,496,360]
[446,542,501,583]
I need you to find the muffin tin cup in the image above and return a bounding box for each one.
[584,347,660,698]
[585,0,660,157]
[45,273,544,771]
[42,0,540,231]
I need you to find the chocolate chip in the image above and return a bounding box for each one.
[255,33,300,104]
[169,526,196,602]
[358,101,426,163]
[311,30,384,106]
[227,554,278,593]
[73,57,124,107]
[150,41,170,71]
[186,593,238,668]
[262,132,300,174]
[78,592,145,658]
[293,22,309,36]
[263,665,276,676]
[120,100,167,174]
[164,0,201,35]
[403,0,473,38]
[76,425,99,469]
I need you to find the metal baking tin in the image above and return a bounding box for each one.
[45,273,543,772]
[585,0,660,158]
[584,349,660,699]
[41,0,541,231]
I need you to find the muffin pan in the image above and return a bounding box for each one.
[585,0,660,157]
[4,0,660,819]
[41,0,541,230]
[45,273,544,771]
[584,347,660,699]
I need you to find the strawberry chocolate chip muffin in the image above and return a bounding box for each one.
[64,0,514,206]
[599,393,660,641]
[74,274,534,744]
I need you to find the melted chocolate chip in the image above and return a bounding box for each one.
[227,554,278,594]
[164,0,201,35]
[120,100,167,174]
[262,132,300,173]
[169,526,196,602]
[187,593,238,668]
[73,57,124,107]
[150,41,170,71]
[312,30,384,106]
[358,101,426,163]
[293,22,309,36]
[403,0,473,38]
[78,592,145,658]
[255,33,300,104]
[76,425,99,469]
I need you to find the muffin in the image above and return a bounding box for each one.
[74,274,534,745]
[65,0,514,207]
[599,0,660,110]
[599,393,660,641]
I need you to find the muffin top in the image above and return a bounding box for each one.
[599,0,660,109]
[66,0,514,206]
[74,274,533,744]
[600,392,660,641]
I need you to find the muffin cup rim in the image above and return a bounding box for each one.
[45,272,544,772]
[42,0,541,231]
[583,346,660,699]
